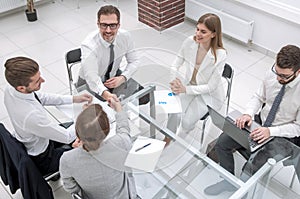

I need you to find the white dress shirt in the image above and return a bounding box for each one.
[79,29,139,95]
[245,70,300,137]
[4,86,76,156]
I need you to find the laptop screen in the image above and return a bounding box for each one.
[207,105,252,151]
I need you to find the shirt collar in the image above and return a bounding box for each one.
[8,85,36,102]
[286,73,300,89]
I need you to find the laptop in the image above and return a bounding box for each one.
[207,105,274,152]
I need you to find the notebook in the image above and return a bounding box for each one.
[207,105,273,152]
[44,106,74,129]
[125,136,166,172]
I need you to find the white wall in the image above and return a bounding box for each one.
[185,0,300,54]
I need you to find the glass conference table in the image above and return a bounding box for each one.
[70,83,299,199]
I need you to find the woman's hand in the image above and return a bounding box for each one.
[107,95,122,112]
[170,78,186,94]
[72,138,82,148]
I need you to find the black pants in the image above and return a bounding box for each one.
[29,141,69,176]
[215,133,300,180]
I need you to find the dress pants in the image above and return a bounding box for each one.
[215,133,244,175]
[167,94,208,135]
[215,133,300,180]
[30,141,68,176]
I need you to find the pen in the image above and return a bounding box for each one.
[135,143,151,152]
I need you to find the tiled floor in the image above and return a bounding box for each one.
[0,0,299,198]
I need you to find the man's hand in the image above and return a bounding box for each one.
[250,127,271,144]
[73,93,93,103]
[101,90,114,101]
[236,114,252,129]
[107,95,122,112]
[104,76,126,89]
[170,78,186,94]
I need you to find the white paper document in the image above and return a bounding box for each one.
[125,136,166,172]
[44,106,73,124]
[154,90,182,113]
[73,90,116,123]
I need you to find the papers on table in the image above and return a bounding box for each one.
[154,90,182,113]
[74,90,116,123]
[44,106,74,129]
[125,136,166,172]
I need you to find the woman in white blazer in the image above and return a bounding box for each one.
[165,13,227,144]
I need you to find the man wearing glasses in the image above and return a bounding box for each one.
[205,45,300,195]
[78,5,139,101]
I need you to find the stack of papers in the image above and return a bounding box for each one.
[125,136,166,172]
[154,90,182,113]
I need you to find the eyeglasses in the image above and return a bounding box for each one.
[271,64,296,80]
[99,23,119,30]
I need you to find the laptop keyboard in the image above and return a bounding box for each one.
[248,137,259,148]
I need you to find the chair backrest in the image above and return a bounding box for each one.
[0,123,54,199]
[199,63,234,146]
[222,63,234,115]
[65,48,81,94]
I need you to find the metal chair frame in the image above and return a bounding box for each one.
[65,48,81,95]
[200,63,234,145]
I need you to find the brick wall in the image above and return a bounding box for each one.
[138,0,185,31]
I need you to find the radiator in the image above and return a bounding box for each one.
[185,0,254,44]
[0,0,48,14]
[0,0,23,13]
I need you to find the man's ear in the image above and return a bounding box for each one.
[16,86,26,93]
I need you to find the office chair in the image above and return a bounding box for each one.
[65,48,81,94]
[0,123,58,199]
[200,63,234,145]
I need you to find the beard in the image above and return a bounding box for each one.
[278,74,296,85]
[25,85,41,93]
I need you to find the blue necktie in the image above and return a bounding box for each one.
[263,85,286,127]
[105,44,114,81]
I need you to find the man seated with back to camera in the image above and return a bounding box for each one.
[205,44,300,196]
[59,96,138,199]
[4,56,92,176]
[78,5,146,103]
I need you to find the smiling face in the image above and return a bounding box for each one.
[195,23,216,47]
[98,14,120,43]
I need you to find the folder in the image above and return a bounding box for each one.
[154,90,182,113]
[125,136,166,172]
